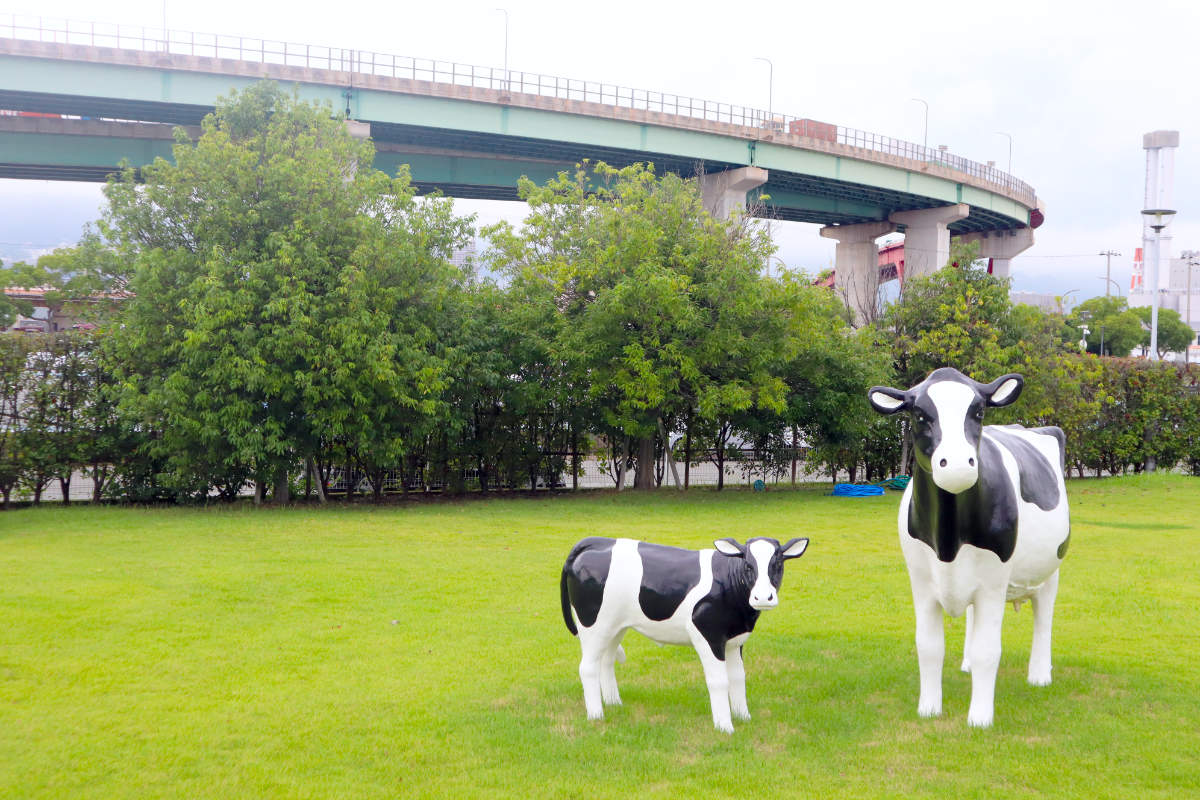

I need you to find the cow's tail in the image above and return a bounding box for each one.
[560,557,578,637]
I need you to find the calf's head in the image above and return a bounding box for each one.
[714,536,809,610]
[867,367,1023,494]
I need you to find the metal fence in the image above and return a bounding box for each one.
[0,14,1036,206]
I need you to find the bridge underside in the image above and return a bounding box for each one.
[0,88,1021,234]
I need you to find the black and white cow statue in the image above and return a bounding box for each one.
[868,367,1070,728]
[560,535,809,733]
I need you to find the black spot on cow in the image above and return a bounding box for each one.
[561,537,615,632]
[692,552,760,660]
[985,427,1061,510]
[907,436,1019,563]
[637,542,702,621]
[1057,529,1070,559]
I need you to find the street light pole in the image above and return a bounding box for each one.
[494,8,509,93]
[1099,250,1120,297]
[753,57,774,128]
[1142,209,1177,360]
[995,131,1013,174]
[910,98,928,151]
[1184,250,1199,365]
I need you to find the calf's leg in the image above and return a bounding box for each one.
[1028,569,1059,686]
[688,628,733,733]
[726,643,750,721]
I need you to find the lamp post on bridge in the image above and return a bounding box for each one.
[753,57,774,129]
[910,98,928,151]
[995,131,1013,175]
[494,8,509,94]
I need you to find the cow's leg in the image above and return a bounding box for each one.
[1028,569,1059,686]
[688,628,733,733]
[966,591,1006,728]
[577,631,607,721]
[912,588,945,718]
[600,632,625,706]
[961,604,974,673]
[727,642,750,721]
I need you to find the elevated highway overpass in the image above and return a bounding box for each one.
[0,17,1042,305]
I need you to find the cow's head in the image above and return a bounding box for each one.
[867,367,1023,494]
[713,536,809,610]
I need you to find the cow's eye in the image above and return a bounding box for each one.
[914,411,929,424]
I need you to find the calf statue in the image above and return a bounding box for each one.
[560,535,809,733]
[868,367,1070,728]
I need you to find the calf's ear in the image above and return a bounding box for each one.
[780,538,809,559]
[984,373,1024,407]
[714,538,745,556]
[868,386,909,415]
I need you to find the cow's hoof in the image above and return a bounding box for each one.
[960,660,972,674]
[732,707,751,721]
[714,722,735,734]
[918,702,942,718]
[586,709,605,721]
[601,693,622,706]
[967,711,993,728]
[1028,672,1052,687]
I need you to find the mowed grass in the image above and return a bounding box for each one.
[1,475,1198,799]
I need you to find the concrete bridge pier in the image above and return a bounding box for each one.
[953,227,1034,278]
[820,220,897,324]
[890,203,970,278]
[699,166,768,219]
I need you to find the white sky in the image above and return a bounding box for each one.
[2,0,1198,299]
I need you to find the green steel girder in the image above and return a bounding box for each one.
[0,51,1036,231]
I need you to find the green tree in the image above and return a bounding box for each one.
[0,334,31,506]
[882,241,1011,388]
[102,81,472,501]
[1129,305,1195,359]
[1065,296,1143,357]
[486,162,784,490]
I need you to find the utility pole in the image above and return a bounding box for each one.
[1099,250,1121,297]
[1184,250,1199,365]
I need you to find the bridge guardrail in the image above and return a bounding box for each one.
[1,14,1036,208]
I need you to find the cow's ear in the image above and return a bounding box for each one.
[868,386,909,415]
[780,538,809,559]
[984,374,1024,407]
[714,538,745,556]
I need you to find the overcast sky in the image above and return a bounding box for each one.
[2,0,1198,300]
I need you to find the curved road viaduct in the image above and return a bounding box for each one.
[0,26,1042,311]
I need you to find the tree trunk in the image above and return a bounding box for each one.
[658,418,682,490]
[273,467,290,504]
[633,435,656,490]
[307,458,327,504]
[91,463,108,503]
[254,480,265,505]
[571,425,579,492]
[684,411,692,489]
[59,475,71,506]
[791,426,798,486]
[716,442,725,491]
[615,438,628,492]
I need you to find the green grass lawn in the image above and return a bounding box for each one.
[1,474,1198,799]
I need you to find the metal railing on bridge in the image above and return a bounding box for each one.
[1,14,1036,207]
